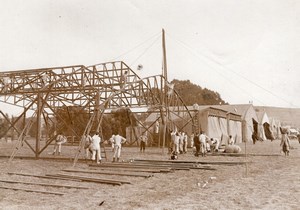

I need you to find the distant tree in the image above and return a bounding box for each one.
[54,106,90,137]
[170,79,227,105]
[110,107,138,137]
[0,113,9,138]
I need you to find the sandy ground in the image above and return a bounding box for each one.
[0,139,299,210]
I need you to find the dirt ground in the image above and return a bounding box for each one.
[0,139,299,210]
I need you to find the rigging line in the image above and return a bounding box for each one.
[166,33,297,108]
[113,32,160,60]
[166,34,267,106]
[90,31,160,67]
[129,35,161,67]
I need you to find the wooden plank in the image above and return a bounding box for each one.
[0,179,89,189]
[0,185,65,195]
[89,163,173,170]
[62,169,153,178]
[132,159,249,165]
[7,172,82,182]
[88,166,163,173]
[45,174,125,185]
[88,164,172,173]
[53,173,132,184]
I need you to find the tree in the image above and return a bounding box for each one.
[170,79,227,105]
[0,113,9,138]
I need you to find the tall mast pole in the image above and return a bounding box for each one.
[162,28,168,154]
[162,29,168,83]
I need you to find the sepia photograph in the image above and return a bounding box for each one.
[0,0,299,209]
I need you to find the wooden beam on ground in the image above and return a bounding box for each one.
[132,159,249,165]
[62,169,153,178]
[210,153,281,157]
[0,185,65,195]
[0,179,89,189]
[95,162,187,170]
[89,166,164,173]
[88,163,173,171]
[45,174,129,185]
[112,161,216,170]
[7,172,82,182]
[88,165,171,173]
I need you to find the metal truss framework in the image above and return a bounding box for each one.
[0,61,194,159]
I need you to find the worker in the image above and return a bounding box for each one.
[91,132,101,164]
[139,133,148,152]
[112,133,126,162]
[52,132,67,155]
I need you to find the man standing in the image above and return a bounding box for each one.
[53,132,67,155]
[112,133,126,162]
[199,131,208,157]
[139,134,148,153]
[91,132,101,164]
[83,134,93,159]
[193,132,200,156]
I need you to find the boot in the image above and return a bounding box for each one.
[112,157,115,162]
[117,158,120,162]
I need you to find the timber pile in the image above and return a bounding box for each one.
[45,173,131,186]
[132,159,249,166]
[89,160,217,171]
[4,169,133,195]
[62,168,153,178]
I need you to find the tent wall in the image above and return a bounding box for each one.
[196,107,242,145]
[228,120,242,143]
[207,116,222,139]
[219,118,229,145]
[243,107,259,142]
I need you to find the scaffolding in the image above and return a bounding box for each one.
[0,61,194,159]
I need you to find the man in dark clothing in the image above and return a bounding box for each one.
[193,132,200,156]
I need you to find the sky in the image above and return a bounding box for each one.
[0,0,299,115]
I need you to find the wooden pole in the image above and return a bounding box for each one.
[162,28,168,154]
[36,92,42,159]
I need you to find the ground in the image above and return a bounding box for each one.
[0,139,299,210]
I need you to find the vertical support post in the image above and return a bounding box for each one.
[36,92,42,159]
[95,91,100,133]
[23,108,26,134]
[162,28,168,154]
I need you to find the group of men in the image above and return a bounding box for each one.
[170,131,189,156]
[52,130,129,163]
[84,132,127,163]
[193,131,221,157]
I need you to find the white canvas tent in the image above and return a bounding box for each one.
[256,110,275,141]
[193,106,242,145]
[211,104,259,143]
[269,117,282,139]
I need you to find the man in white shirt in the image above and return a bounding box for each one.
[210,138,220,152]
[91,132,101,164]
[199,131,209,157]
[112,134,126,162]
[52,133,67,155]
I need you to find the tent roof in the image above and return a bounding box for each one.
[198,104,258,121]
[255,106,300,128]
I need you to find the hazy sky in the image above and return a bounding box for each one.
[0,0,299,114]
